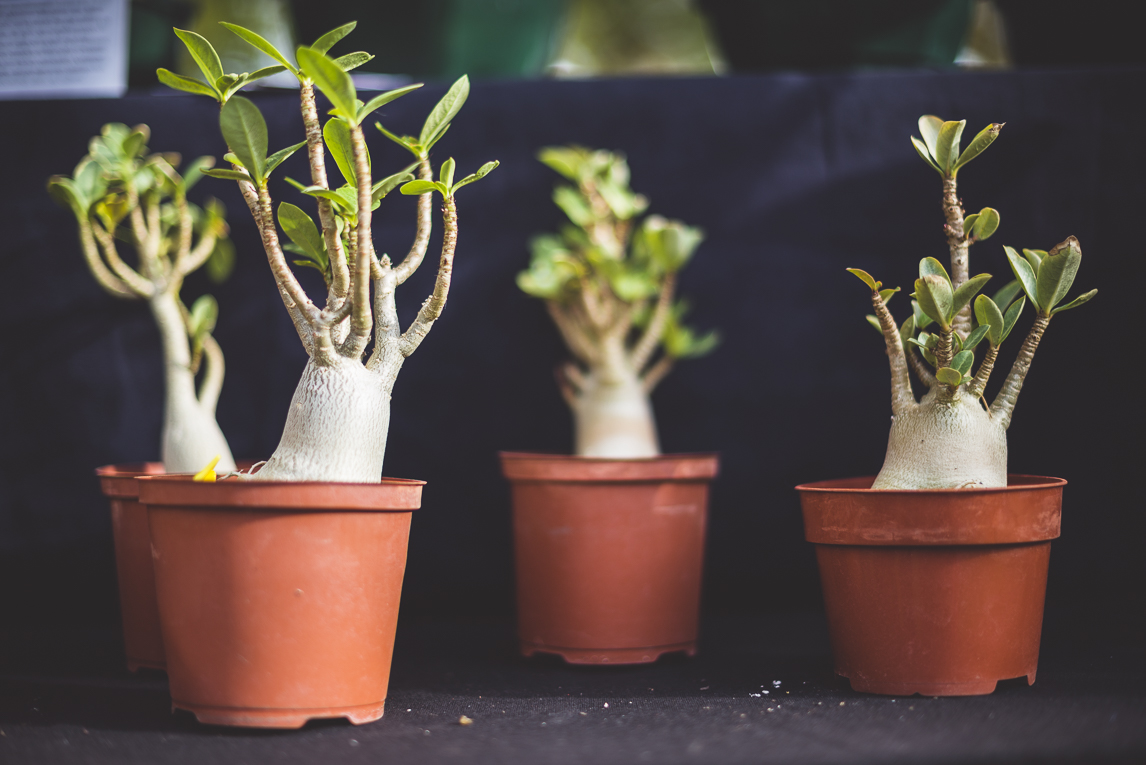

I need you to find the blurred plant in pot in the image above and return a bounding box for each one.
[164,22,497,481]
[48,124,237,472]
[849,116,1096,489]
[518,146,717,457]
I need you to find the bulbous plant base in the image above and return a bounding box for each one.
[97,463,167,673]
[139,474,422,729]
[797,475,1065,697]
[501,452,718,666]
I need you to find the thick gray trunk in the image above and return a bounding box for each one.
[573,365,659,458]
[252,357,396,482]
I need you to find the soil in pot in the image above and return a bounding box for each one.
[501,452,718,665]
[139,474,423,728]
[797,474,1065,696]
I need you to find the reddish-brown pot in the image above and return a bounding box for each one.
[96,463,166,672]
[138,475,422,729]
[796,475,1065,696]
[501,452,718,665]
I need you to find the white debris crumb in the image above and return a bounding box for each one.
[349,740,359,746]
[772,681,781,687]
[458,716,473,726]
[840,702,846,706]
[580,712,587,716]
[603,703,609,708]
[750,693,761,698]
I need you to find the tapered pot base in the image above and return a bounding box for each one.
[175,700,385,729]
[841,671,1035,697]
[521,641,697,665]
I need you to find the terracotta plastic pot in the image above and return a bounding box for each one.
[796,475,1065,696]
[501,452,719,665]
[138,475,422,728]
[96,463,167,672]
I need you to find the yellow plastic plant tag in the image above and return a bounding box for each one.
[193,455,221,482]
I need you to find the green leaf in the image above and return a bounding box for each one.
[313,21,356,53]
[302,186,354,213]
[333,52,374,72]
[951,272,992,321]
[265,140,306,179]
[919,256,951,284]
[293,259,327,276]
[866,314,883,333]
[246,65,288,83]
[951,350,974,376]
[452,160,499,193]
[899,315,916,348]
[934,120,966,175]
[219,97,267,185]
[1001,296,1026,343]
[284,176,308,191]
[918,115,943,158]
[181,156,214,192]
[206,237,235,282]
[323,118,360,186]
[188,294,219,339]
[219,22,297,73]
[912,299,934,331]
[963,213,979,232]
[420,75,469,150]
[974,294,1006,346]
[1051,288,1097,314]
[46,177,85,218]
[971,207,1000,240]
[400,179,446,196]
[1035,236,1082,312]
[964,324,990,350]
[1004,246,1040,311]
[538,147,585,181]
[879,287,900,304]
[911,136,942,174]
[173,29,223,87]
[440,157,456,190]
[953,122,1004,172]
[935,367,963,386]
[357,84,422,122]
[846,268,879,291]
[202,168,252,182]
[156,67,218,99]
[553,186,594,227]
[992,279,1023,312]
[296,46,357,124]
[915,275,953,329]
[372,167,416,203]
[1024,248,1044,274]
[277,202,327,266]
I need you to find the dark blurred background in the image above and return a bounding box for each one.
[1,0,1143,660]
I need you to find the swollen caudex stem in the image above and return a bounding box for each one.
[48,124,237,474]
[518,147,718,458]
[848,116,1098,490]
[168,22,497,482]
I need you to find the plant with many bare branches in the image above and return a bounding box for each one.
[48,124,237,473]
[165,21,496,482]
[518,147,717,458]
[850,117,1096,489]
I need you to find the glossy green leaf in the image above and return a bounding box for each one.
[919,256,951,284]
[846,268,879,291]
[296,46,357,123]
[333,52,374,72]
[1035,237,1082,312]
[452,160,499,193]
[420,75,469,150]
[357,84,422,122]
[374,121,419,156]
[911,299,933,331]
[1024,248,1044,274]
[866,314,883,333]
[246,65,287,83]
[915,275,953,329]
[899,315,916,348]
[440,157,456,189]
[963,213,979,232]
[188,294,218,338]
[156,68,218,99]
[879,287,900,304]
[934,119,966,174]
[951,350,974,376]
[1051,288,1097,314]
[400,179,446,196]
[202,168,252,182]
[219,97,267,185]
[284,176,308,191]
[538,147,584,181]
[46,177,85,218]
[220,22,297,73]
[951,272,992,320]
[265,140,306,179]
[372,166,416,203]
[992,279,1023,312]
[302,186,354,213]
[953,123,1003,172]
[971,207,999,240]
[964,324,990,350]
[277,202,326,265]
[313,21,356,53]
[174,29,223,87]
[1001,296,1026,343]
[935,367,964,386]
[974,294,1006,346]
[1004,246,1040,311]
[323,118,360,186]
[918,116,943,158]
[911,136,942,174]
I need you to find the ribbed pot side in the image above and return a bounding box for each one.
[139,475,423,729]
[797,475,1065,696]
[97,463,167,672]
[501,452,718,665]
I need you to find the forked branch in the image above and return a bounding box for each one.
[399,196,459,358]
[630,273,676,373]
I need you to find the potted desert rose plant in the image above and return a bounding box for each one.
[501,147,718,665]
[796,116,1096,696]
[136,22,496,728]
[48,125,238,672]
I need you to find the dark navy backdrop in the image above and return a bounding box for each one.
[1,69,1142,634]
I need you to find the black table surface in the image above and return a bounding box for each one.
[3,609,1144,765]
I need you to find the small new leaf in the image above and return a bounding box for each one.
[1035,236,1082,312]
[935,367,964,386]
[951,272,992,320]
[265,141,307,179]
[964,324,991,350]
[219,97,268,185]
[1051,288,1097,314]
[420,75,469,150]
[296,46,357,124]
[846,268,879,292]
[953,123,1003,172]
[935,120,966,175]
[357,84,422,122]
[452,160,499,193]
[919,257,951,284]
[911,136,942,175]
[156,68,218,99]
[971,207,999,240]
[173,29,223,88]
[400,179,446,197]
[220,22,297,74]
[313,21,356,54]
[1004,245,1040,311]
[333,52,374,72]
[918,116,943,158]
[974,294,1006,346]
